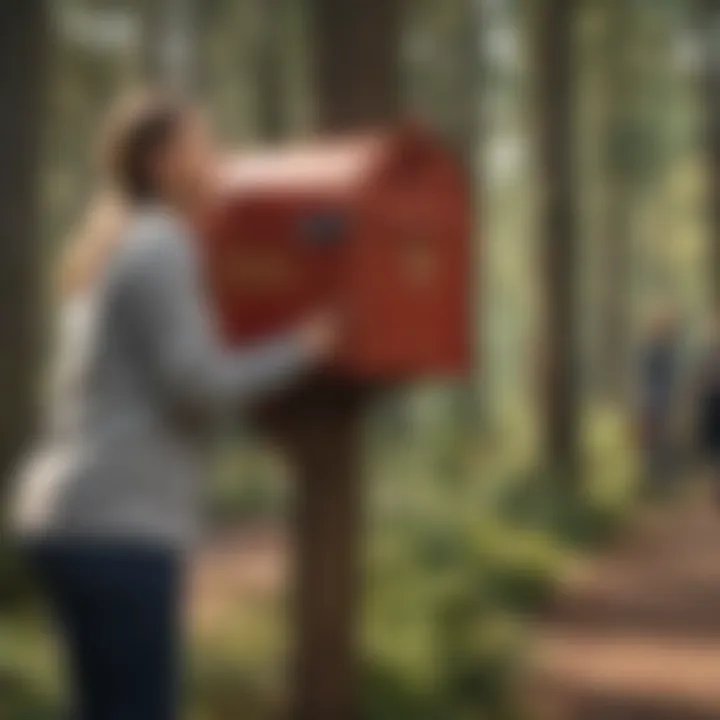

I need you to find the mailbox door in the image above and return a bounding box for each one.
[347,165,471,377]
[204,193,354,346]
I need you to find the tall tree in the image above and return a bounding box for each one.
[700,0,720,305]
[598,0,636,398]
[534,0,581,481]
[0,0,49,480]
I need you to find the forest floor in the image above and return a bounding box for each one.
[187,482,720,719]
[190,521,289,636]
[525,482,720,719]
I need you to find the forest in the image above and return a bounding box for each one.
[0,0,717,718]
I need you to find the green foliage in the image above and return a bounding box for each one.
[0,620,59,720]
[190,623,286,720]
[353,406,636,718]
[499,407,640,547]
[208,438,290,527]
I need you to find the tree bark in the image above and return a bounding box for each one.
[311,0,402,132]
[600,0,631,398]
[701,0,720,306]
[534,0,581,482]
[288,2,402,717]
[0,0,49,480]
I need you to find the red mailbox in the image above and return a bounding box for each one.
[202,125,472,379]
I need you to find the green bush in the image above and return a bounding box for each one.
[0,620,59,720]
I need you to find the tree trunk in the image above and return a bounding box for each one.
[311,0,401,132]
[701,0,720,305]
[534,0,581,482]
[286,386,364,720]
[601,182,633,396]
[599,0,641,400]
[0,0,49,480]
[289,2,402,717]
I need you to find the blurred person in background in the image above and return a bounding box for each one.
[637,310,682,496]
[8,91,337,720]
[694,313,720,506]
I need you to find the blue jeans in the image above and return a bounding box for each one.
[26,541,183,720]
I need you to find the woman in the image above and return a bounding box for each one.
[10,92,335,719]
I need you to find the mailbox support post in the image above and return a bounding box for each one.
[281,385,365,720]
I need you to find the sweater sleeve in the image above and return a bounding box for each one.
[118,215,312,420]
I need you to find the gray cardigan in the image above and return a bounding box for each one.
[11,208,309,548]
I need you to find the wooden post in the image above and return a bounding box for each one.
[257,381,364,720]
[282,2,401,718]
[283,385,364,719]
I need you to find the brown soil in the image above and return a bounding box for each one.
[526,491,720,719]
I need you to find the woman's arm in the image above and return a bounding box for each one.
[119,214,320,419]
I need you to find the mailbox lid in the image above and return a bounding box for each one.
[219,134,387,197]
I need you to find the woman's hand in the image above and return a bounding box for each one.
[297,311,342,362]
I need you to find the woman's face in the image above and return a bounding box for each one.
[156,110,219,209]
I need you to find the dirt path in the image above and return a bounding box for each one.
[526,492,720,719]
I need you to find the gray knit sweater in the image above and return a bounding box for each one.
[11,208,309,548]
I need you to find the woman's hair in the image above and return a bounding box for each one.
[57,91,187,298]
[100,91,186,202]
